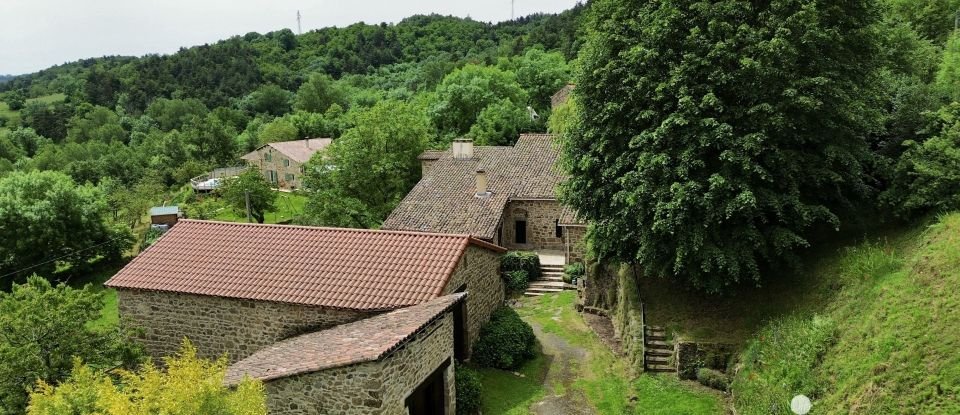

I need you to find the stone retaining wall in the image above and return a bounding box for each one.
[263,313,456,415]
[675,341,738,380]
[117,289,370,362]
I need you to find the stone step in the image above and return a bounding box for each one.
[645,364,675,373]
[541,271,564,277]
[645,355,671,364]
[525,287,564,295]
[645,325,665,331]
[529,281,567,288]
[523,291,545,297]
[536,275,565,282]
[645,333,666,341]
[645,349,673,357]
[645,340,673,349]
[540,266,565,273]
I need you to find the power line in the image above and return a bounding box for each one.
[0,236,130,281]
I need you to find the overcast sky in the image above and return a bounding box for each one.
[0,0,581,75]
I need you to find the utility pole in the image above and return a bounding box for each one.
[511,0,515,20]
[297,10,302,35]
[245,191,252,223]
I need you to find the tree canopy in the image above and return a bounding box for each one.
[562,0,884,291]
[218,169,277,224]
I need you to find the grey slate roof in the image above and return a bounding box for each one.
[149,206,179,216]
[382,134,572,240]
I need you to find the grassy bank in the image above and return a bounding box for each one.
[211,191,307,224]
[0,93,66,127]
[732,213,960,414]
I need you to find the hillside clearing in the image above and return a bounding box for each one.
[0,93,66,127]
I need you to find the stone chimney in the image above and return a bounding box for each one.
[475,168,490,198]
[452,139,474,160]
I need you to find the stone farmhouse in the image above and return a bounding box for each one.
[241,138,332,190]
[106,219,506,414]
[382,134,587,264]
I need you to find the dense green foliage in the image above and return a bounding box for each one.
[0,171,133,286]
[27,341,265,415]
[732,214,960,413]
[695,368,729,392]
[0,276,142,415]
[564,0,886,291]
[472,307,538,370]
[563,262,584,284]
[299,100,430,228]
[503,270,530,294]
[454,366,482,415]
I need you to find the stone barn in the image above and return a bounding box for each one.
[105,219,506,364]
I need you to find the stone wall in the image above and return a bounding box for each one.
[564,225,587,264]
[675,341,738,380]
[117,289,370,363]
[502,199,565,252]
[442,245,504,356]
[263,313,456,415]
[607,264,646,373]
[245,146,307,190]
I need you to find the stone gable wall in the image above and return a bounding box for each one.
[263,313,456,415]
[245,146,307,190]
[502,200,566,252]
[442,245,504,356]
[117,289,370,363]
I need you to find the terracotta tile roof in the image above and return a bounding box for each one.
[224,293,465,385]
[105,220,503,310]
[551,84,574,109]
[240,138,332,163]
[382,134,568,240]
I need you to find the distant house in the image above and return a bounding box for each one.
[148,206,180,227]
[382,135,588,264]
[241,138,332,190]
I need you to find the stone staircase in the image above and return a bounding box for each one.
[644,325,676,373]
[523,263,574,297]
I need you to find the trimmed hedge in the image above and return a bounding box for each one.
[455,366,482,414]
[501,251,541,281]
[696,368,729,391]
[472,307,537,369]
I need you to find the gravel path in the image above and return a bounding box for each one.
[528,322,598,415]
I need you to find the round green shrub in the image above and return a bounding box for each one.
[504,270,529,293]
[473,307,537,369]
[696,367,729,391]
[563,262,584,284]
[455,366,482,415]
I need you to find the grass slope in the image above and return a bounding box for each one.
[732,213,960,414]
[212,191,307,224]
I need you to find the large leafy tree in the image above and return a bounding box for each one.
[27,341,264,415]
[218,169,277,224]
[0,276,142,415]
[563,0,884,291]
[294,73,347,113]
[0,171,134,285]
[300,100,430,228]
[430,65,527,138]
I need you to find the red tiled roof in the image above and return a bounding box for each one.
[105,220,503,310]
[224,293,465,385]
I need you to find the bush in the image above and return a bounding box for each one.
[473,307,537,369]
[563,262,584,284]
[504,270,529,293]
[501,251,541,281]
[696,368,729,391]
[455,366,482,415]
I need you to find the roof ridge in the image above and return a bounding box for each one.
[177,220,505,252]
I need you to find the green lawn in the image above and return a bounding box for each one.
[0,93,66,128]
[56,259,127,331]
[211,191,307,224]
[479,292,724,414]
